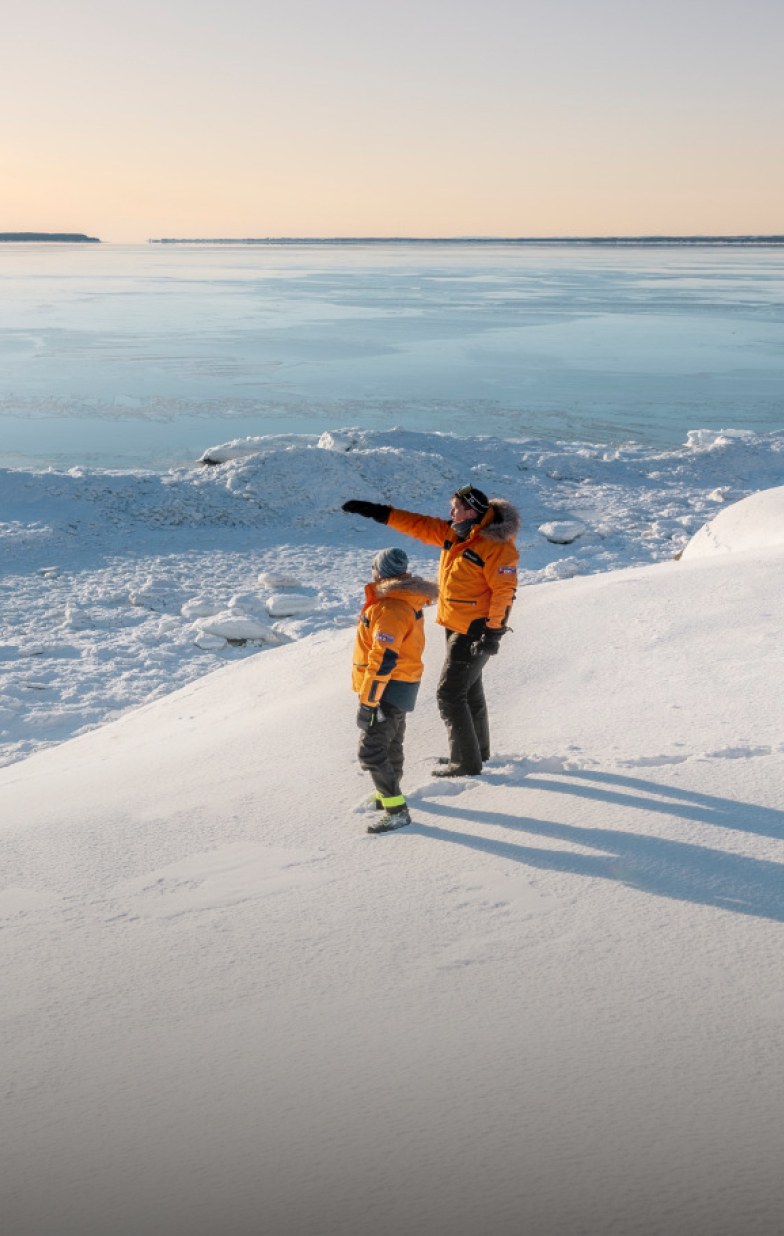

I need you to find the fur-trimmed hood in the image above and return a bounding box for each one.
[372,574,439,603]
[478,498,520,543]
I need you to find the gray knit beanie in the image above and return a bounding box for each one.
[372,546,409,579]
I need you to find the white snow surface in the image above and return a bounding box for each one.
[2,425,784,769]
[2,455,784,1236]
[681,482,784,558]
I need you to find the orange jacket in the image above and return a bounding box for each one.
[352,575,438,708]
[387,499,520,634]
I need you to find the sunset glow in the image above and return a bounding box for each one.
[4,0,783,242]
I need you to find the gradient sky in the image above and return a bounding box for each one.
[4,0,783,241]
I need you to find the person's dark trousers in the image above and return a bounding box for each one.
[358,701,408,803]
[436,626,490,773]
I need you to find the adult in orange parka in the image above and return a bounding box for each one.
[353,546,438,833]
[343,485,520,777]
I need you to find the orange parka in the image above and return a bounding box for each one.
[352,574,439,709]
[386,499,520,635]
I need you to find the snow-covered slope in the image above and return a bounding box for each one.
[682,482,784,558]
[2,543,784,1236]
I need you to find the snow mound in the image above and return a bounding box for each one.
[541,556,586,581]
[265,593,318,618]
[538,520,586,545]
[181,596,223,619]
[192,632,229,651]
[198,434,315,465]
[681,485,784,559]
[685,428,759,450]
[129,578,184,612]
[194,612,281,643]
[257,571,304,590]
[227,591,267,615]
[318,431,358,452]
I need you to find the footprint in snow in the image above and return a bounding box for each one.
[412,778,481,800]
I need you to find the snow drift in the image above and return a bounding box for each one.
[681,482,784,558]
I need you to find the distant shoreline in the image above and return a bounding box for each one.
[0,232,100,243]
[147,234,784,247]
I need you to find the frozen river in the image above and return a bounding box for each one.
[2,240,783,468]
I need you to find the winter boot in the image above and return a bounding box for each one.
[432,762,481,778]
[367,805,411,834]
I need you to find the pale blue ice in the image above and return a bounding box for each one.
[2,240,783,468]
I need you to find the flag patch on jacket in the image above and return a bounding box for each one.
[375,632,396,643]
[498,566,517,575]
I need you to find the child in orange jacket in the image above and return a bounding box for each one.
[353,547,438,833]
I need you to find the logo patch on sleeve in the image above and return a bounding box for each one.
[498,565,517,575]
[376,632,396,643]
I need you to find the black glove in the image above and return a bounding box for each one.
[342,500,392,525]
[470,628,506,658]
[357,703,386,731]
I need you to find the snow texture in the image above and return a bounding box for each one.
[1,462,784,1236]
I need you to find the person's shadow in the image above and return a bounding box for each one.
[410,765,784,922]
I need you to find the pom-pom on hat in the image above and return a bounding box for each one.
[454,484,490,516]
[372,546,409,579]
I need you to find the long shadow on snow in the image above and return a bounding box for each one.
[412,799,784,923]
[509,767,784,841]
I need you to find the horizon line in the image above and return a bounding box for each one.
[146,233,784,246]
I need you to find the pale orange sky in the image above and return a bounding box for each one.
[3,0,783,241]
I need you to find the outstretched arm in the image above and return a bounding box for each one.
[387,507,451,548]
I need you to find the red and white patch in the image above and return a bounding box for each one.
[498,565,517,575]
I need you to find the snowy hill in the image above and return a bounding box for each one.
[681,482,784,558]
[2,490,784,1236]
